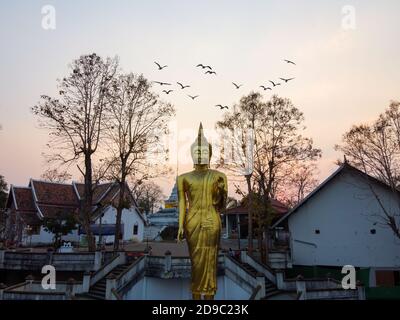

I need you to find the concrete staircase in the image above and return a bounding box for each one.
[239,262,258,276]
[230,256,281,300]
[241,261,281,299]
[263,278,281,299]
[85,264,131,300]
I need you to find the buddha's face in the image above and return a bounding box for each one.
[191,145,210,165]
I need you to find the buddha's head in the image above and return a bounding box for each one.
[191,122,212,166]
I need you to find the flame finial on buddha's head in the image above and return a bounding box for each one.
[190,122,212,165]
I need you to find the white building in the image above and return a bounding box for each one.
[272,162,400,290]
[90,205,145,245]
[4,179,146,247]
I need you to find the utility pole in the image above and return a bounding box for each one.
[245,126,255,255]
[237,214,241,250]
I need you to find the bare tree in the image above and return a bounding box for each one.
[0,124,6,237]
[226,196,239,210]
[217,93,321,261]
[41,168,72,183]
[104,73,175,250]
[335,101,400,239]
[0,175,7,240]
[0,175,8,208]
[216,96,259,253]
[276,162,319,208]
[32,53,119,251]
[132,180,164,214]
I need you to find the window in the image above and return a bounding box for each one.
[133,224,138,235]
[315,229,320,234]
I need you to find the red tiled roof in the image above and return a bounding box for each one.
[13,187,35,211]
[31,180,79,206]
[74,182,115,204]
[74,183,84,199]
[94,183,115,203]
[38,205,78,219]
[224,205,247,215]
[271,198,289,215]
[224,199,288,216]
[99,184,119,205]
[19,211,41,226]
[7,179,141,222]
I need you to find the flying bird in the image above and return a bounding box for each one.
[269,80,281,87]
[196,64,212,70]
[205,70,217,75]
[163,90,173,94]
[283,59,296,65]
[188,95,199,100]
[177,82,190,89]
[215,104,229,110]
[279,77,295,83]
[153,81,171,86]
[260,85,272,91]
[154,61,168,70]
[232,82,243,89]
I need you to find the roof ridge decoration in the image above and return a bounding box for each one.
[10,186,32,189]
[95,181,117,204]
[72,181,81,201]
[11,184,18,210]
[30,178,72,186]
[29,179,44,219]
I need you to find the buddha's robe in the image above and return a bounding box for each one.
[177,169,228,296]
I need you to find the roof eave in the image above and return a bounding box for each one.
[271,163,347,229]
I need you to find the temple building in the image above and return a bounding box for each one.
[3,179,146,247]
[144,182,179,241]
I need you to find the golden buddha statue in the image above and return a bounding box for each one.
[177,123,228,300]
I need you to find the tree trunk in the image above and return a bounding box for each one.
[257,227,263,262]
[262,175,272,264]
[82,153,96,252]
[114,175,126,251]
[54,234,61,250]
[113,205,123,252]
[264,228,270,264]
[246,174,253,255]
[114,208,123,251]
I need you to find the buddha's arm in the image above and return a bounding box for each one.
[215,173,228,212]
[177,175,186,241]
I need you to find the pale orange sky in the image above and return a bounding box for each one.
[0,1,399,198]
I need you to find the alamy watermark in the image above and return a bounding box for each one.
[41,264,56,290]
[41,5,56,30]
[341,265,356,289]
[341,5,356,30]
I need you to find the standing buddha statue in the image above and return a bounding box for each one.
[177,123,228,300]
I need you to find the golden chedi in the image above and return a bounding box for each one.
[177,123,228,300]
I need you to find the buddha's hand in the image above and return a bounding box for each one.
[177,227,184,242]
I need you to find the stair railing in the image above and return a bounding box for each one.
[90,252,125,287]
[249,285,262,300]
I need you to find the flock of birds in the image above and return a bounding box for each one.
[152,59,296,110]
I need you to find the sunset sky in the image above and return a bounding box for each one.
[0,0,399,197]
